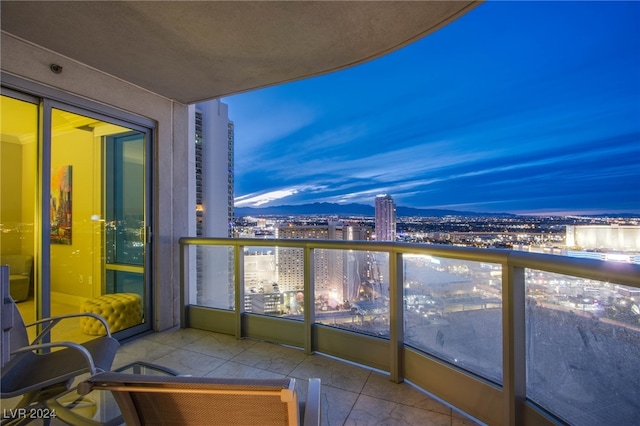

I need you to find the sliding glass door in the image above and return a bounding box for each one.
[1,90,152,341]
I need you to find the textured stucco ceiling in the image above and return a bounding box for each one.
[1,1,481,104]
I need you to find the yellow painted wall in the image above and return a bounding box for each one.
[1,96,37,258]
[21,138,36,258]
[0,142,36,257]
[50,126,101,299]
[0,140,23,255]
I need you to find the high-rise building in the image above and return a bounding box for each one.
[375,194,396,241]
[273,223,372,303]
[275,224,345,295]
[192,99,234,238]
[189,99,235,308]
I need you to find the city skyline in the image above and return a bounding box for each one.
[226,1,640,217]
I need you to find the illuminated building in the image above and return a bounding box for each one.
[375,194,396,241]
[566,225,640,252]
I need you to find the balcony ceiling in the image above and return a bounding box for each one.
[1,1,480,104]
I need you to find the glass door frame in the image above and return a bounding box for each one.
[2,75,155,339]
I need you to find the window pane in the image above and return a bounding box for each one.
[404,255,503,383]
[195,245,234,309]
[105,270,144,300]
[105,133,145,266]
[244,246,303,318]
[526,272,640,425]
[244,246,283,316]
[315,249,390,338]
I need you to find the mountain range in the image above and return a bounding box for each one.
[235,202,515,218]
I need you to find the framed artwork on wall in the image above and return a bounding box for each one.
[50,165,72,244]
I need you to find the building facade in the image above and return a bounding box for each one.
[375,194,397,241]
[566,225,640,252]
[275,224,345,296]
[190,100,235,309]
[271,223,372,306]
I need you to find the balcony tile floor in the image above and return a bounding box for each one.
[111,327,482,426]
[2,326,482,425]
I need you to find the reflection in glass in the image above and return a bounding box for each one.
[243,246,304,318]
[315,249,390,337]
[526,273,640,425]
[196,245,234,310]
[403,256,503,383]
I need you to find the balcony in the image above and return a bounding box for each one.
[113,327,476,425]
[179,237,640,426]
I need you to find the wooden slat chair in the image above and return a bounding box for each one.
[78,373,322,426]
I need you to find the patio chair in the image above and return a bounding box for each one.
[78,372,322,426]
[0,265,120,425]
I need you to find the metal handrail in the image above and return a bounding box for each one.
[179,237,640,288]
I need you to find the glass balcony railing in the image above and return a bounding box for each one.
[179,237,640,426]
[403,255,504,384]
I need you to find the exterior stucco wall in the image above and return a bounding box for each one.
[1,32,189,331]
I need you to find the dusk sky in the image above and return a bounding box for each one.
[226,1,640,216]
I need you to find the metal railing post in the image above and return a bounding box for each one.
[389,251,404,383]
[503,261,526,426]
[304,245,315,354]
[180,241,187,328]
[234,243,244,339]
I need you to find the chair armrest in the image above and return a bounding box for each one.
[25,312,112,344]
[303,378,321,426]
[11,341,97,375]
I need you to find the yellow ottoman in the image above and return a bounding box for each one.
[80,293,142,335]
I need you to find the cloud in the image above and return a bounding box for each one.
[227,1,640,214]
[235,185,328,207]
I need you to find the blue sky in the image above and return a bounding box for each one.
[225,1,640,216]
